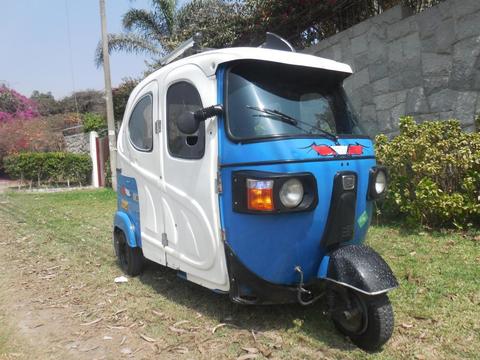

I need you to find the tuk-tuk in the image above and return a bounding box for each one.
[113,33,398,351]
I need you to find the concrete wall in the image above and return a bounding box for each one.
[304,0,480,135]
[64,133,90,154]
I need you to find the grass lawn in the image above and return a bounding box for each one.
[0,189,478,359]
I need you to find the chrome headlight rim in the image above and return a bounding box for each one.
[279,178,304,208]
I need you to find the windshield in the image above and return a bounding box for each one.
[225,61,364,141]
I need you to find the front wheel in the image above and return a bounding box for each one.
[328,286,394,351]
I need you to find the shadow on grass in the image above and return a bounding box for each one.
[138,260,356,352]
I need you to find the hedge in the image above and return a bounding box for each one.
[375,117,480,229]
[3,152,92,187]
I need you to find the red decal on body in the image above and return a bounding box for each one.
[347,145,363,155]
[301,142,367,156]
[311,145,337,156]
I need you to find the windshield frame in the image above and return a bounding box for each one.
[222,61,370,144]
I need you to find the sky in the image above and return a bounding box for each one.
[0,0,188,99]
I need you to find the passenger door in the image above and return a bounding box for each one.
[122,81,166,266]
[161,65,228,291]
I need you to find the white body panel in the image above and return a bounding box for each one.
[118,81,168,267]
[159,64,228,290]
[117,47,352,292]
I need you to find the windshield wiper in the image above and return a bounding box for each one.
[247,105,298,126]
[246,105,338,142]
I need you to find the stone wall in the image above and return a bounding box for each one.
[64,133,90,154]
[304,0,480,135]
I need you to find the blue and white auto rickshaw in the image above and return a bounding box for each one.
[113,33,398,351]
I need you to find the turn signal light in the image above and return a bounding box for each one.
[247,179,274,211]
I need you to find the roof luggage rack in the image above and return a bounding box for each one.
[259,32,296,52]
[159,32,295,66]
[160,32,207,66]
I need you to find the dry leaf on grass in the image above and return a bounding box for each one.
[237,354,259,360]
[120,347,132,355]
[173,320,190,327]
[152,310,164,317]
[211,322,239,334]
[78,345,99,352]
[170,346,189,354]
[260,347,272,358]
[242,347,259,354]
[401,323,414,329]
[169,326,187,334]
[140,334,157,343]
[120,336,127,345]
[81,318,102,326]
[114,308,127,316]
[106,325,126,330]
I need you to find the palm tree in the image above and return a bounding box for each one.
[95,0,178,67]
[95,0,240,68]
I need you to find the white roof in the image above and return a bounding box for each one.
[132,47,352,100]
[184,47,353,76]
[155,47,352,78]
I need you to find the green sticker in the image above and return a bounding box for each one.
[357,210,368,228]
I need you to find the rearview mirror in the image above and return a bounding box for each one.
[177,104,223,134]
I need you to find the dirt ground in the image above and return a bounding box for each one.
[0,190,478,360]
[0,191,332,360]
[0,216,153,359]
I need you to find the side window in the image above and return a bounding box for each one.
[167,82,205,159]
[128,94,153,151]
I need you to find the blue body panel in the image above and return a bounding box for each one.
[217,66,376,285]
[115,170,142,248]
[114,211,138,247]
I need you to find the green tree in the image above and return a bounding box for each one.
[112,78,139,122]
[82,113,106,133]
[58,90,106,115]
[30,91,62,116]
[94,0,240,68]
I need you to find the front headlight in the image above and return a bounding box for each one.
[232,171,317,214]
[279,178,304,208]
[368,167,388,200]
[375,170,387,195]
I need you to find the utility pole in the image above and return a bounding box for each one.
[99,0,117,191]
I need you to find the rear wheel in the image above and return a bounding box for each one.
[328,286,394,351]
[113,230,144,276]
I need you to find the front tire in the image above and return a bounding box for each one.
[328,286,394,351]
[113,230,144,276]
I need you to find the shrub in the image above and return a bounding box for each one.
[3,152,92,187]
[0,118,65,171]
[82,112,106,133]
[375,117,480,229]
[0,85,39,121]
[112,78,139,122]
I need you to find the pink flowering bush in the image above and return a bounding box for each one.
[0,86,39,122]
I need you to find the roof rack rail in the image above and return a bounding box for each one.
[160,32,205,66]
[159,31,295,67]
[259,32,295,52]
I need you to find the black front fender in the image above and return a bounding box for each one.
[318,244,398,295]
